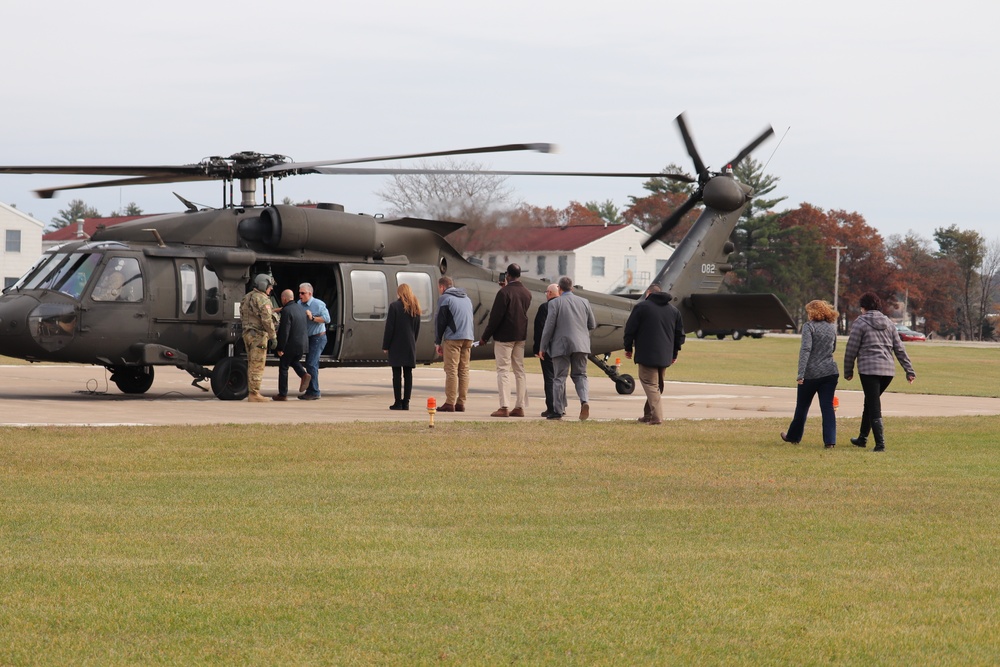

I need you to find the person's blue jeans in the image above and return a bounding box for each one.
[305,333,325,396]
[785,374,839,444]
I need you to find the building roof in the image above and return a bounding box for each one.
[42,215,150,242]
[0,201,46,229]
[463,224,628,254]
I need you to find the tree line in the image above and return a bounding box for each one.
[377,159,1000,340]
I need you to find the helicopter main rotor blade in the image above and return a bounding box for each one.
[676,113,707,179]
[724,125,775,170]
[34,174,216,199]
[307,166,695,182]
[641,193,702,250]
[267,143,558,173]
[0,165,203,177]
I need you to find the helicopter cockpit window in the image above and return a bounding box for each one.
[179,263,197,314]
[396,272,433,321]
[203,265,220,316]
[57,253,102,299]
[350,270,389,321]
[92,258,144,302]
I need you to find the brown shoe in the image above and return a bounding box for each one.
[647,419,663,426]
[491,407,510,417]
[636,416,650,423]
[272,394,288,401]
[438,403,455,412]
[509,407,525,417]
[455,403,465,412]
[579,402,590,421]
[299,373,312,393]
[248,392,268,403]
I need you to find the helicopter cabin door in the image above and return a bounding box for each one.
[337,264,438,364]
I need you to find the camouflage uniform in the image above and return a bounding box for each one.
[240,288,277,397]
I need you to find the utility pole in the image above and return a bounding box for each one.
[832,245,847,327]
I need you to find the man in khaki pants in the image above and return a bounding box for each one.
[480,263,532,417]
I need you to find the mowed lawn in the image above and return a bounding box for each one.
[3,418,999,664]
[470,336,1000,398]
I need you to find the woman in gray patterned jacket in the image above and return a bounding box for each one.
[781,300,840,447]
[843,292,916,452]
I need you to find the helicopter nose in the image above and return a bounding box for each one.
[0,293,42,358]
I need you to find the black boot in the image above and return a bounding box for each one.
[872,418,885,452]
[851,423,869,448]
[401,399,409,411]
[389,400,404,410]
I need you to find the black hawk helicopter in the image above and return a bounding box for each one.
[0,114,794,400]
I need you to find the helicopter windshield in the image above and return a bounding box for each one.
[17,252,102,298]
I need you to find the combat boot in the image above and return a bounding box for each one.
[248,392,268,403]
[872,418,885,452]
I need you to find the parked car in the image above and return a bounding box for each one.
[695,329,765,340]
[896,324,926,342]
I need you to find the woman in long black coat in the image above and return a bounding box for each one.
[382,283,421,410]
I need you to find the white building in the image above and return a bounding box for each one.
[464,223,674,294]
[0,202,45,289]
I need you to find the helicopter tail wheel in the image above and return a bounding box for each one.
[615,374,636,395]
[110,365,155,394]
[211,357,249,400]
[731,330,744,341]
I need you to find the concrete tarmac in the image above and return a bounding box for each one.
[1,363,998,427]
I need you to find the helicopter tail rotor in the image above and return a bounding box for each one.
[641,114,774,250]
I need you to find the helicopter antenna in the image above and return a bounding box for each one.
[761,126,790,174]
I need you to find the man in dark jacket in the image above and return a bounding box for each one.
[623,284,685,425]
[480,263,533,417]
[273,289,311,401]
[533,283,560,418]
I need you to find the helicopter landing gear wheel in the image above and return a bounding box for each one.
[111,365,155,394]
[615,374,635,395]
[732,330,744,341]
[211,357,248,400]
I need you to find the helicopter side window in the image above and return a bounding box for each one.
[350,270,388,321]
[92,258,144,302]
[396,271,434,321]
[179,263,197,314]
[203,265,220,316]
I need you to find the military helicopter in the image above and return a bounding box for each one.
[0,114,793,400]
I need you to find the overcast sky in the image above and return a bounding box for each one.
[3,1,997,243]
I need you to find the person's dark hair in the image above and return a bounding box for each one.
[557,276,574,293]
[506,263,521,279]
[859,292,881,312]
[438,276,453,288]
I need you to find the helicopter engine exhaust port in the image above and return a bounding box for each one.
[239,205,378,257]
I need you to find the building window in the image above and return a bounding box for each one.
[3,277,16,290]
[536,255,546,275]
[488,255,497,270]
[558,255,567,276]
[655,259,668,276]
[5,230,21,253]
[591,256,605,277]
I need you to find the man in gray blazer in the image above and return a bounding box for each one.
[539,276,597,420]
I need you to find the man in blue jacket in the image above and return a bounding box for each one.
[623,284,685,425]
[434,276,475,412]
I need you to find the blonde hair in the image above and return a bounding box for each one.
[398,283,421,317]
[805,299,837,323]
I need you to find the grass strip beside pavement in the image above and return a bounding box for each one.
[2,418,999,664]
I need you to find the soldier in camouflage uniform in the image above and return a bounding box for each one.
[241,274,278,402]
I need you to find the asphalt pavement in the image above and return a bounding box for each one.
[1,363,998,427]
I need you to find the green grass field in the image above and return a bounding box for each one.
[3,419,999,664]
[470,336,1000,398]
